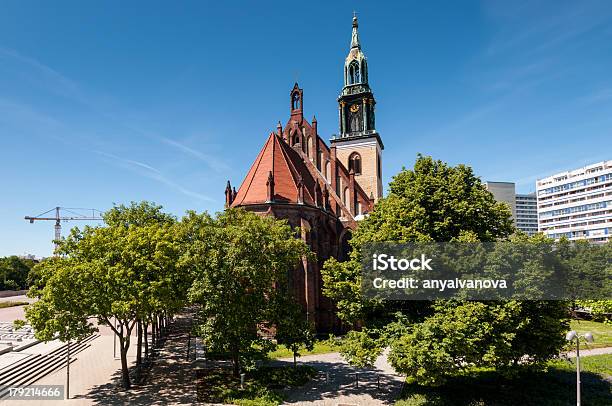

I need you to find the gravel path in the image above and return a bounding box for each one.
[274,349,404,406]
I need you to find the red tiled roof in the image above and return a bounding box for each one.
[231,132,316,207]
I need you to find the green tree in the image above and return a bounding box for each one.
[186,208,310,376]
[0,256,34,290]
[322,156,569,384]
[273,298,314,367]
[339,329,383,369]
[388,300,568,385]
[26,202,183,390]
[322,155,514,325]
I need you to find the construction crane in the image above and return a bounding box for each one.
[25,207,104,251]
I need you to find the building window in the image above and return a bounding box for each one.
[325,161,331,181]
[292,92,301,110]
[343,187,350,206]
[348,61,361,84]
[307,136,313,158]
[348,153,362,175]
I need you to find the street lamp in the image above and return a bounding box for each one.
[565,330,594,406]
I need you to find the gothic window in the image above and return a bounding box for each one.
[348,153,362,175]
[307,136,313,158]
[293,134,300,146]
[325,161,331,181]
[292,92,301,110]
[349,61,361,84]
[349,106,362,133]
[343,187,349,206]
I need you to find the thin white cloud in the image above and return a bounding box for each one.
[0,46,84,102]
[160,137,231,173]
[94,150,215,202]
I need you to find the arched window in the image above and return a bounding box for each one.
[343,187,350,206]
[292,92,301,110]
[348,153,362,175]
[349,61,361,84]
[293,134,300,146]
[307,136,313,158]
[325,161,331,181]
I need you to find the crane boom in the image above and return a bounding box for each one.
[24,206,104,252]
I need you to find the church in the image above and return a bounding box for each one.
[224,16,384,333]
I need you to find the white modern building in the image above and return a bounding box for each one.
[536,160,612,243]
[515,193,538,236]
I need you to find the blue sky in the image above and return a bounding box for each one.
[1,1,612,257]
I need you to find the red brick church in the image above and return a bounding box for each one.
[224,16,384,333]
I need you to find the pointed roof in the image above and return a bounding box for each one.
[231,133,316,207]
[345,15,367,74]
[351,15,361,49]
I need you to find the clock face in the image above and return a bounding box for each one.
[350,104,360,113]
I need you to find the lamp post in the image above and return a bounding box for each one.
[565,330,594,406]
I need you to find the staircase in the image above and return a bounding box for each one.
[0,334,99,399]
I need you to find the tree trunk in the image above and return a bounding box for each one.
[152,317,157,347]
[119,339,131,389]
[293,352,297,368]
[232,353,240,377]
[136,319,142,366]
[143,322,149,359]
[231,343,240,377]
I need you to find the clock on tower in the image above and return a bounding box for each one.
[331,15,384,201]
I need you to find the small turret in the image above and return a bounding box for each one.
[225,180,233,207]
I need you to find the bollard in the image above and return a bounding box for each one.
[377,374,380,391]
[240,373,245,389]
[325,371,330,384]
[355,372,359,388]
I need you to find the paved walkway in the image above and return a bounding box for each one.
[0,313,196,406]
[565,346,612,358]
[0,324,138,406]
[80,313,196,405]
[276,349,404,406]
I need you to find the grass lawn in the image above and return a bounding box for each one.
[196,365,316,406]
[396,355,612,406]
[569,319,612,349]
[267,340,338,359]
[0,301,28,309]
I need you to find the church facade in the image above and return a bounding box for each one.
[224,16,384,333]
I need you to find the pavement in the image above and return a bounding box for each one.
[565,346,612,358]
[276,349,405,406]
[0,324,138,406]
[0,313,199,405]
[0,294,35,304]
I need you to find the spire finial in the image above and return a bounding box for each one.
[351,13,360,49]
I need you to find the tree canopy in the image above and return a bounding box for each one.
[322,155,570,383]
[26,201,185,389]
[185,208,312,376]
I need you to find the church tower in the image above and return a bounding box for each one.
[331,15,384,200]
